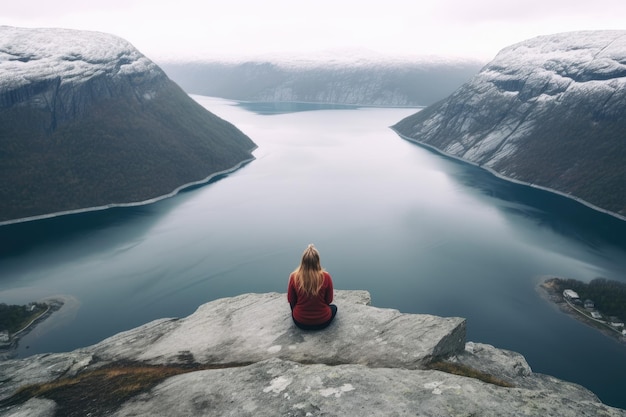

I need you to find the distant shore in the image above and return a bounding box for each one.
[0,297,66,360]
[538,277,626,346]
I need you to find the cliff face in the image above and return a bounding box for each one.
[0,26,256,224]
[160,58,483,107]
[0,28,167,129]
[393,31,626,218]
[1,291,624,416]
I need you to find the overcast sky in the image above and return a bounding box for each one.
[3,0,626,62]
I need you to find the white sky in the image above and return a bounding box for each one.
[3,0,626,62]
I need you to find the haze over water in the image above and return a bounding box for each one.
[1,97,626,409]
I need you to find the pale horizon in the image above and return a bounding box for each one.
[3,0,626,63]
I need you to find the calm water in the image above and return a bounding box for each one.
[1,96,626,409]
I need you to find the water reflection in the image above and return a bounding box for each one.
[0,172,236,261]
[1,98,625,409]
[413,143,626,250]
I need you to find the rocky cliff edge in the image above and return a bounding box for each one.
[1,291,624,416]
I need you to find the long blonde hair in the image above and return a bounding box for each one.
[291,244,326,296]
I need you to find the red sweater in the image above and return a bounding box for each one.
[288,271,334,324]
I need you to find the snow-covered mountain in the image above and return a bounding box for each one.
[393,31,626,218]
[160,56,483,107]
[0,27,158,89]
[0,26,255,224]
[0,26,167,128]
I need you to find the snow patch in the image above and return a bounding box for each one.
[0,26,160,90]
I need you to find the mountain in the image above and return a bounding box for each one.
[0,26,256,224]
[159,55,483,107]
[393,31,626,219]
[2,291,624,416]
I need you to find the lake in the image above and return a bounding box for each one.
[1,96,626,409]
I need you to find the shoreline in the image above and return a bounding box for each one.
[391,129,626,223]
[538,277,626,346]
[0,297,66,360]
[0,155,256,227]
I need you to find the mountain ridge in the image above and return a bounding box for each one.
[160,57,483,107]
[393,30,626,219]
[0,26,256,224]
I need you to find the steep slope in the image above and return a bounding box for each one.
[0,26,256,224]
[160,56,483,107]
[393,31,626,218]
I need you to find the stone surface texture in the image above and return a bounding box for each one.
[1,290,624,416]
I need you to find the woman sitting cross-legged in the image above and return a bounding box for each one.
[287,244,337,330]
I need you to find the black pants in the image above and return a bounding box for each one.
[292,304,338,330]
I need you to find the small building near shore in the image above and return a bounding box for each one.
[0,330,10,348]
[590,311,603,320]
[563,289,579,300]
[584,299,594,309]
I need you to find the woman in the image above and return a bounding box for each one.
[287,244,337,330]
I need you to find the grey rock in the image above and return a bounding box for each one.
[454,341,532,385]
[1,291,624,416]
[0,352,93,401]
[113,358,625,417]
[0,399,56,417]
[88,290,465,369]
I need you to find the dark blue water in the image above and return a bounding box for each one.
[1,97,625,409]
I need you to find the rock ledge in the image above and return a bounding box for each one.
[1,290,624,416]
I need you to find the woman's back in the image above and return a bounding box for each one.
[288,271,333,324]
[287,244,337,330]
